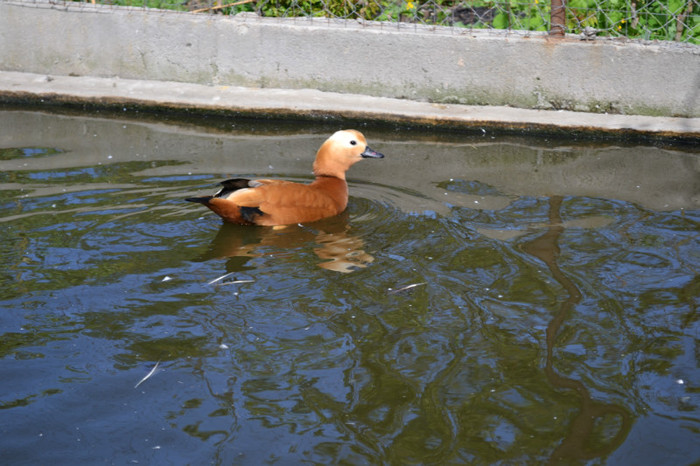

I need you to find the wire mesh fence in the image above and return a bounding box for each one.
[71,0,700,43]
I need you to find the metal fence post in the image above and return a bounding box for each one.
[550,0,566,37]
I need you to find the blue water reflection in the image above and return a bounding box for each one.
[0,110,698,464]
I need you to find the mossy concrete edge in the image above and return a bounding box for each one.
[1,72,698,143]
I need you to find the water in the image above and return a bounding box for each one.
[0,109,698,464]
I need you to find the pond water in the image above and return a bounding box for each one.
[0,109,698,464]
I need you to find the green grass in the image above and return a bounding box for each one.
[81,0,700,43]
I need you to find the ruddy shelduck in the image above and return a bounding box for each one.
[186,130,384,226]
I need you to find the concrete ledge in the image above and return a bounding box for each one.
[1,71,698,141]
[1,0,699,118]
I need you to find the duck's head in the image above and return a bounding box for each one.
[313,129,384,179]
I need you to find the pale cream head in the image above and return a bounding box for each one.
[313,130,365,178]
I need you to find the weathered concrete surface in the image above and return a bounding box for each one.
[1,0,699,119]
[1,71,699,140]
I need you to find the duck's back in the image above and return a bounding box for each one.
[246,177,348,226]
[190,176,348,226]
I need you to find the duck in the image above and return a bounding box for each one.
[186,129,384,226]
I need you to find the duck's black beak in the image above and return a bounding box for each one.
[361,146,384,158]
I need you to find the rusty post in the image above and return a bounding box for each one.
[550,0,566,37]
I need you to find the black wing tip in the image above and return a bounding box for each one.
[240,206,263,223]
[220,178,252,190]
[216,178,253,198]
[188,178,252,204]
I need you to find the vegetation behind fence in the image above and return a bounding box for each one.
[74,0,700,44]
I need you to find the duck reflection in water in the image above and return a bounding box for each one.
[194,211,374,274]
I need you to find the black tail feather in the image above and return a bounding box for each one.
[185,196,214,204]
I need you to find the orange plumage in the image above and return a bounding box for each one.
[186,130,384,226]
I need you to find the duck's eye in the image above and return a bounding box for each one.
[350,140,357,146]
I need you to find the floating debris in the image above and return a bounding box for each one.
[207,272,255,286]
[134,361,160,389]
[388,282,426,295]
[219,280,255,286]
[207,272,235,285]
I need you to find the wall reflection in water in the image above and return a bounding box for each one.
[521,196,632,463]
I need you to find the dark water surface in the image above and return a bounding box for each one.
[0,110,698,464]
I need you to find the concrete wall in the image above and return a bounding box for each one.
[1,0,699,117]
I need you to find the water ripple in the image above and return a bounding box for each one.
[1,112,698,465]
